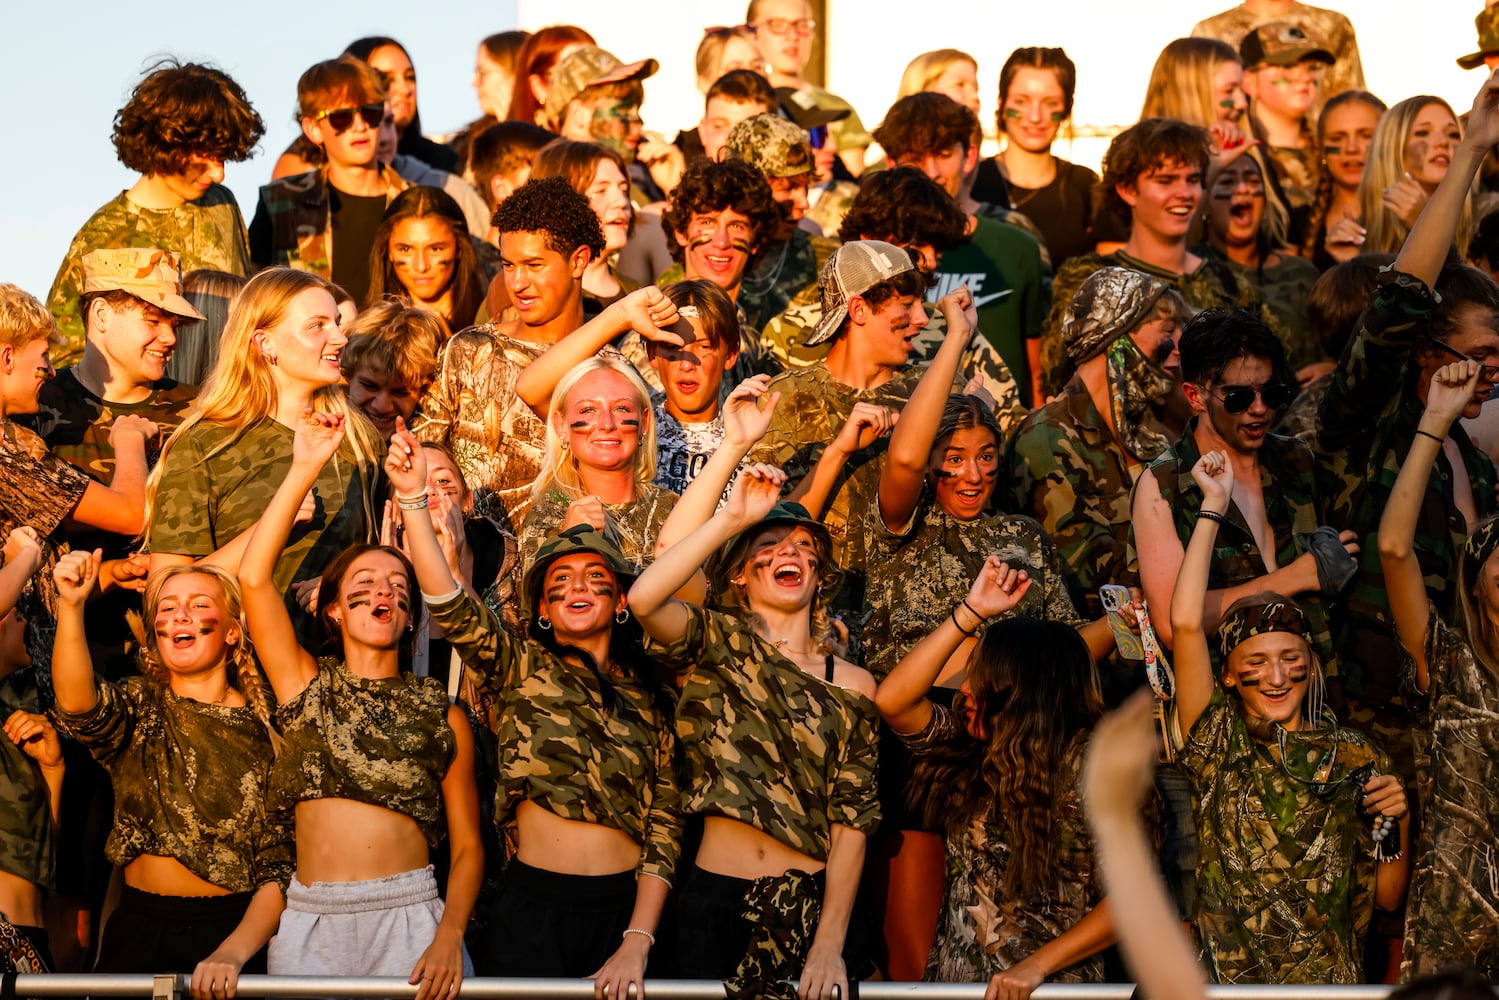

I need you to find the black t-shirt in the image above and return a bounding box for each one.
[330,189,388,306]
[973,157,1100,268]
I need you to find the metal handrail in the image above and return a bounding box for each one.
[5,976,1408,999]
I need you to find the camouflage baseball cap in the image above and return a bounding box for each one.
[1062,267,1172,364]
[542,46,659,129]
[775,87,851,131]
[1217,596,1311,659]
[523,523,637,621]
[1239,22,1334,69]
[708,500,844,606]
[806,240,916,347]
[723,113,813,180]
[80,248,204,320]
[1458,5,1499,70]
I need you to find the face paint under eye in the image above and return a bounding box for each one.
[1004,108,1022,120]
[570,420,593,430]
[1048,111,1065,122]
[618,417,641,428]
[1219,99,1237,109]
[346,589,373,609]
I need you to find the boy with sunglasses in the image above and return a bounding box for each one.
[248,57,408,306]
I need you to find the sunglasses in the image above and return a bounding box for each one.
[314,102,386,134]
[1213,382,1295,413]
[1424,335,1499,381]
[807,124,829,149]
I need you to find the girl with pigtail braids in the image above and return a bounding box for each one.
[49,552,291,998]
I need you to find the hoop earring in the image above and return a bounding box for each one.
[615,608,631,625]
[537,614,553,631]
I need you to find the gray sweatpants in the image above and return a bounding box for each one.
[268,866,474,977]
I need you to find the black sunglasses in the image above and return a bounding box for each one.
[1424,334,1499,381]
[314,101,386,134]
[1214,382,1296,413]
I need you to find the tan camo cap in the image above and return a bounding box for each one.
[722,113,813,179]
[807,240,915,347]
[1239,22,1334,69]
[542,46,659,128]
[80,248,204,320]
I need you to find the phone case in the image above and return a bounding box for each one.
[1100,584,1145,661]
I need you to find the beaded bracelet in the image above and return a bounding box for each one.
[1196,510,1229,526]
[622,928,656,946]
[395,491,430,511]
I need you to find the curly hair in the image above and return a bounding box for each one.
[838,166,968,252]
[112,60,264,177]
[661,158,780,263]
[911,618,1103,898]
[873,92,980,158]
[492,176,605,260]
[1101,117,1212,221]
[1178,307,1292,387]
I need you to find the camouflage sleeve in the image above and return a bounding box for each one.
[45,243,87,367]
[412,334,466,445]
[960,334,1027,440]
[639,721,684,884]
[829,695,881,835]
[1410,601,1462,711]
[0,431,91,537]
[1318,271,1433,455]
[148,431,216,556]
[744,393,812,486]
[1177,683,1233,780]
[250,790,295,893]
[50,680,132,768]
[517,491,569,573]
[426,589,523,698]
[641,599,714,676]
[1039,528,1085,626]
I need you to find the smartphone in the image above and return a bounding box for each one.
[1099,584,1144,661]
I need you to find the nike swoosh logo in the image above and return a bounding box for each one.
[973,290,1012,308]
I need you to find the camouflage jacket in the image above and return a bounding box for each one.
[1192,2,1365,104]
[1274,372,1331,450]
[803,182,860,244]
[645,604,880,861]
[46,186,252,367]
[1315,272,1495,703]
[519,483,678,576]
[52,677,292,892]
[738,229,839,333]
[1144,420,1337,677]
[907,707,1102,983]
[427,590,682,882]
[270,657,455,850]
[1005,374,1140,620]
[863,501,1083,680]
[250,165,408,278]
[759,299,1027,436]
[413,325,549,534]
[1401,604,1499,979]
[1181,685,1387,984]
[0,672,55,889]
[1204,248,1324,373]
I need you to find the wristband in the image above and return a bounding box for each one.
[1415,428,1445,445]
[1196,510,1229,526]
[397,496,430,511]
[951,605,976,636]
[622,928,656,946]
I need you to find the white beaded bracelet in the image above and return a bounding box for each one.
[622,928,656,946]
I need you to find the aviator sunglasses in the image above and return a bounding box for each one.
[314,102,387,134]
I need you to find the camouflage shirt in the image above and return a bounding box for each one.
[1192,3,1366,103]
[413,325,548,535]
[863,501,1083,680]
[646,604,880,860]
[1006,375,1141,620]
[904,705,1102,984]
[248,165,408,279]
[1274,372,1332,451]
[271,657,455,850]
[1206,250,1325,374]
[519,483,678,576]
[51,677,292,892]
[0,672,55,890]
[18,370,198,485]
[45,186,252,367]
[1181,685,1387,984]
[1401,604,1499,979]
[738,229,839,333]
[427,590,682,883]
[1315,272,1495,704]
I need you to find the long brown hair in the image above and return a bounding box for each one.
[368,186,484,332]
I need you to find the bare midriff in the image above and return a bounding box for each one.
[696,816,824,879]
[294,798,429,883]
[514,799,640,875]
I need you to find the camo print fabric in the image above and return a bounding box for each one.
[427,590,681,881]
[739,230,840,333]
[1274,372,1331,450]
[45,186,252,367]
[519,483,678,576]
[1401,604,1499,979]
[19,371,198,483]
[270,657,455,850]
[51,677,291,892]
[646,605,880,860]
[0,673,56,889]
[723,869,823,1000]
[1005,375,1142,621]
[251,166,408,277]
[863,500,1084,680]
[1192,2,1365,103]
[1180,685,1388,984]
[903,704,1103,984]
[413,325,548,535]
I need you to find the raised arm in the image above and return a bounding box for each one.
[874,555,1032,734]
[1170,451,1234,735]
[787,403,897,519]
[514,287,683,416]
[1378,360,1481,691]
[383,421,460,599]
[879,287,977,531]
[237,410,343,702]
[50,548,102,714]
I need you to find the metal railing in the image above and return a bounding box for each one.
[4,977,1408,1000]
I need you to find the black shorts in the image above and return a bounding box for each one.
[94,885,259,974]
[474,860,641,978]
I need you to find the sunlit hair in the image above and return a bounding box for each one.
[657,279,740,353]
[1359,96,1471,257]
[137,564,279,748]
[508,25,597,125]
[145,268,384,539]
[340,299,446,396]
[717,525,842,657]
[532,355,657,502]
[897,49,977,102]
[314,543,418,669]
[911,618,1103,897]
[481,30,530,72]
[1220,592,1328,729]
[696,26,761,89]
[1205,146,1292,265]
[1301,90,1387,258]
[1140,38,1240,129]
[367,186,484,331]
[532,138,635,242]
[997,46,1078,145]
[0,284,60,350]
[112,59,265,176]
[296,57,386,120]
[1457,516,1499,685]
[1101,118,1212,221]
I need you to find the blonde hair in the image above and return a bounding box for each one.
[897,49,977,102]
[145,268,384,537]
[340,299,446,393]
[1359,96,1472,256]
[0,284,60,350]
[1140,37,1240,129]
[531,355,656,502]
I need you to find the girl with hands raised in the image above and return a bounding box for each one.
[0,691,64,971]
[1378,358,1499,975]
[388,420,683,994]
[1171,449,1409,984]
[237,409,482,999]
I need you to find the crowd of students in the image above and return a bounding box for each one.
[6,0,1499,996]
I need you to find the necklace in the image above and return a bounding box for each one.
[771,637,814,656]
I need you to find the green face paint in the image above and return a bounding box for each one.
[587,100,643,161]
[1004,108,1022,120]
[1049,111,1065,122]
